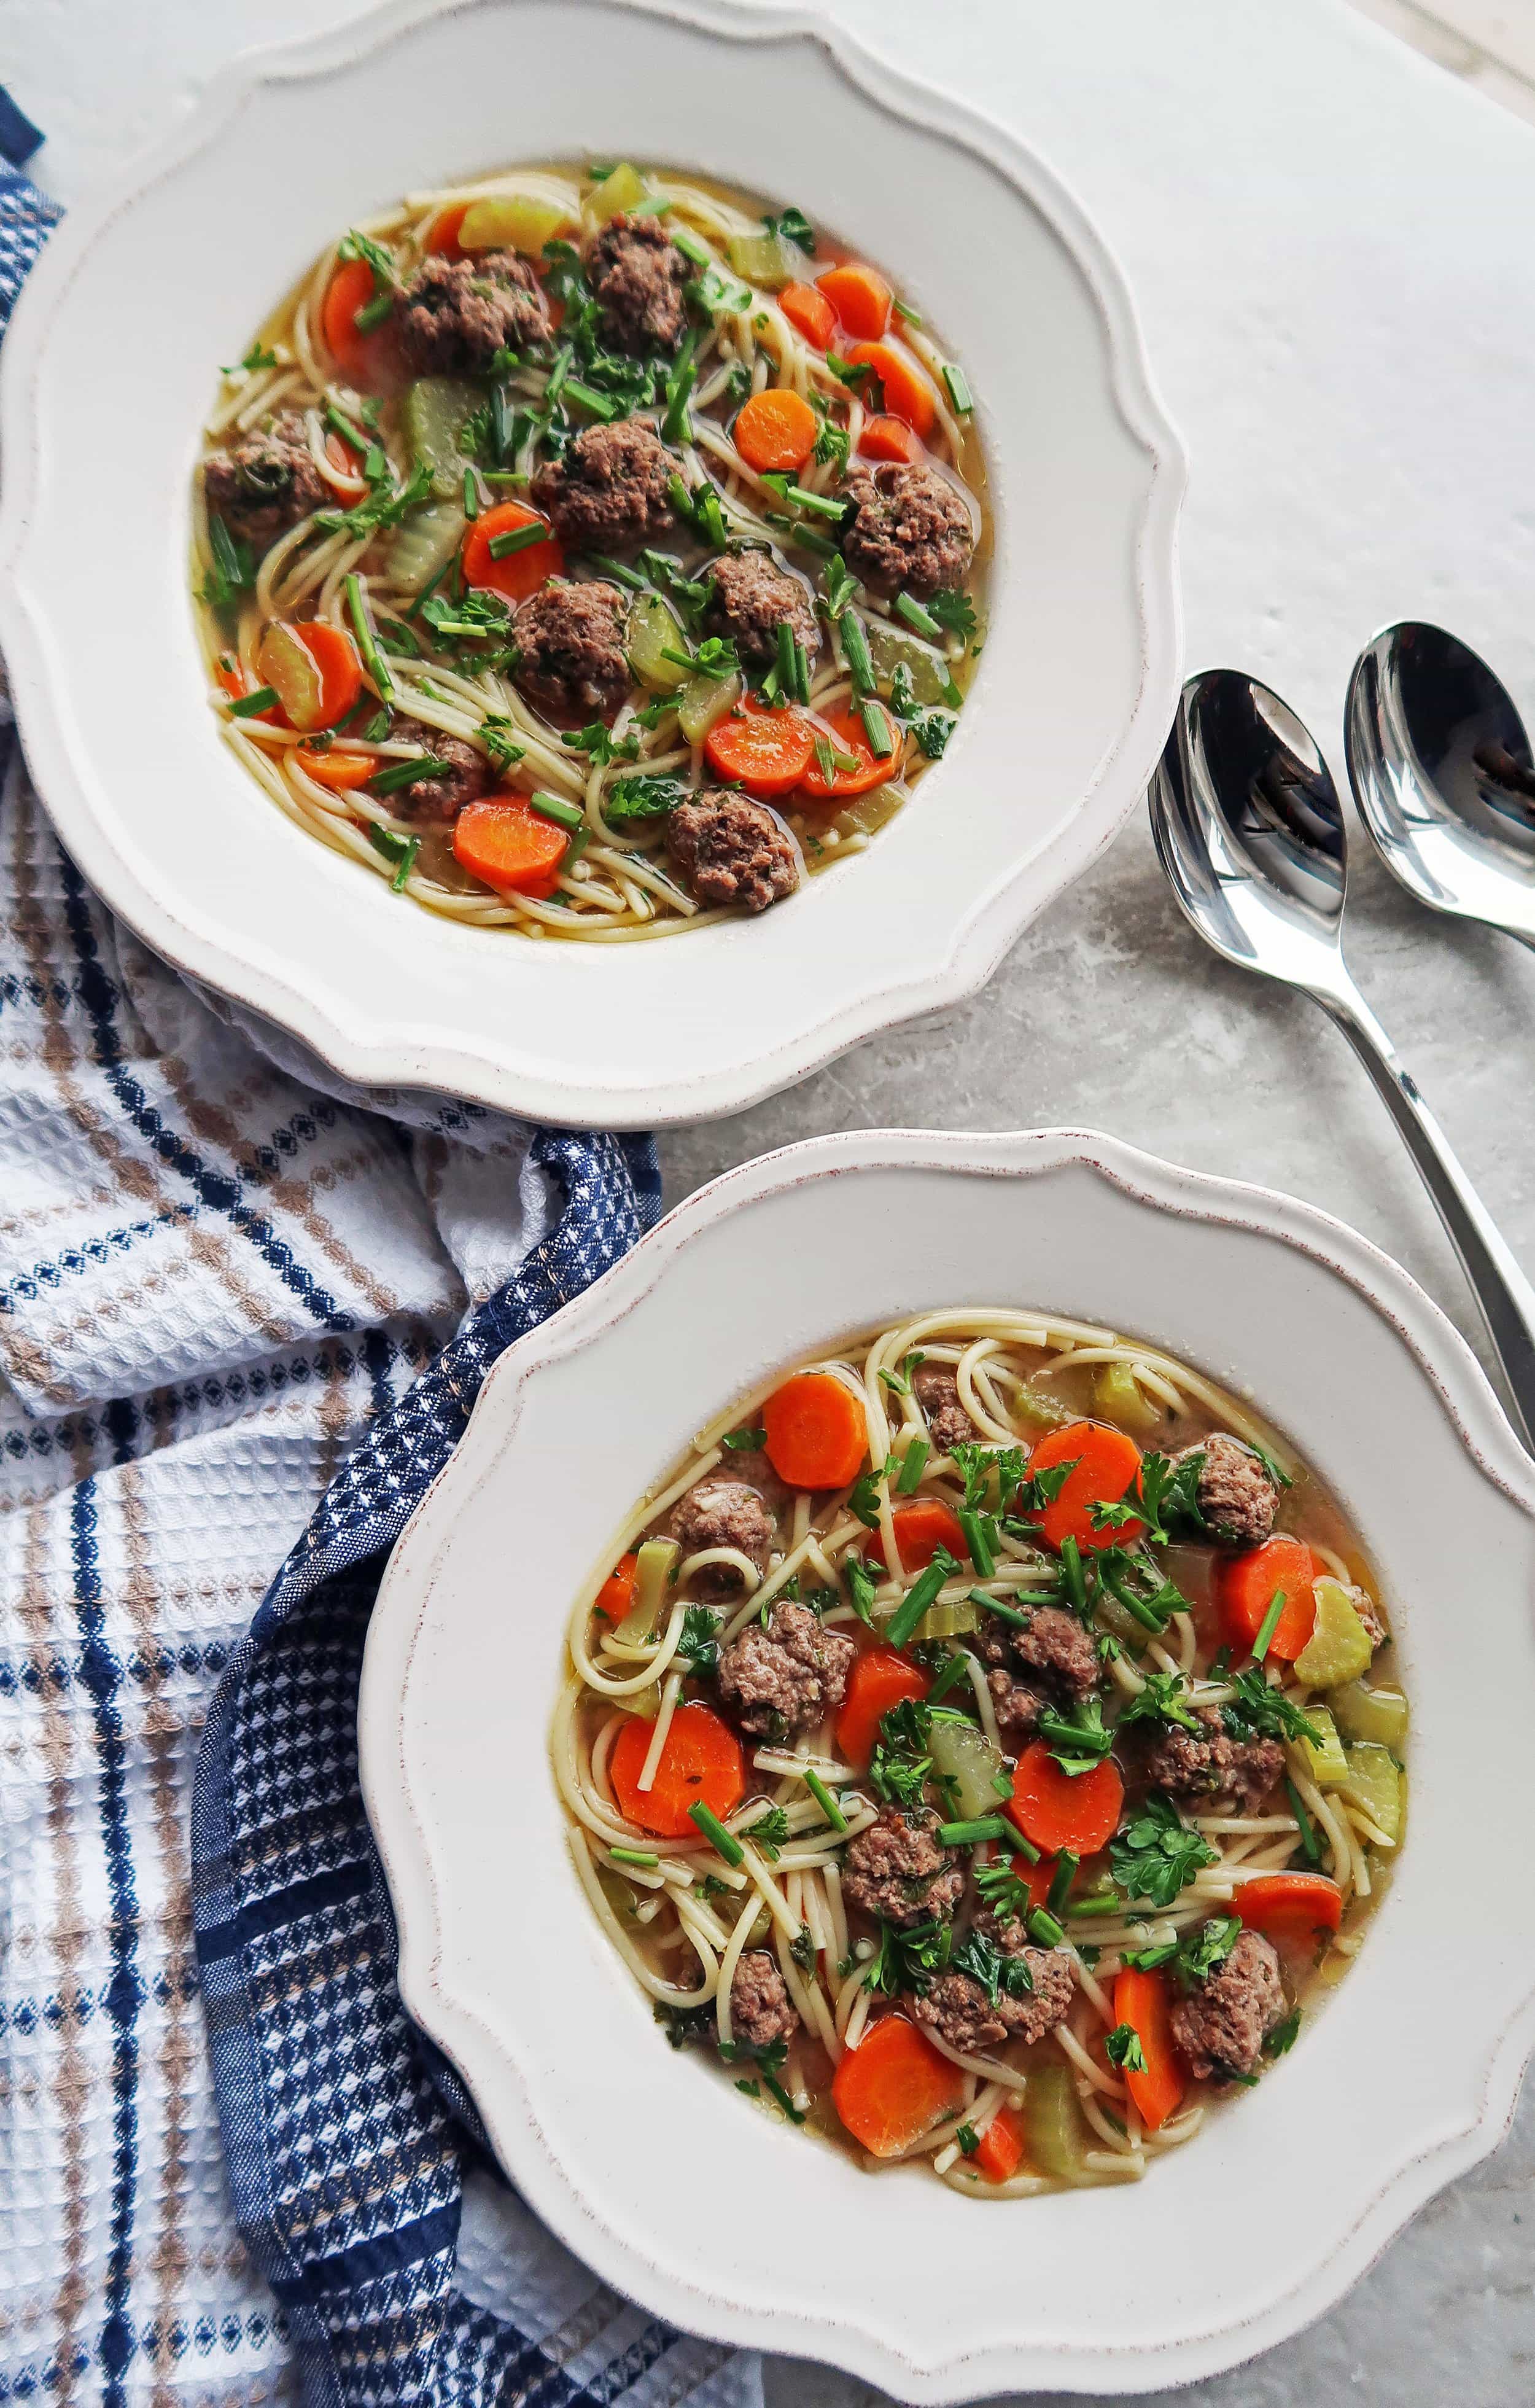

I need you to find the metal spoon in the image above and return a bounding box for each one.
[1346,619,1535,945]
[1149,669,1535,1450]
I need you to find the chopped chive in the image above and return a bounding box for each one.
[775,481,847,520]
[368,755,445,795]
[462,467,479,521]
[1027,1906,1065,1947]
[670,224,712,268]
[663,334,698,444]
[860,698,894,758]
[893,299,923,326]
[1067,1890,1124,1917]
[544,345,573,407]
[1046,1850,1079,1917]
[488,519,549,560]
[405,551,457,620]
[896,1436,930,1494]
[885,1553,955,1648]
[208,514,249,591]
[792,636,811,707]
[840,610,875,696]
[354,290,394,333]
[610,1846,660,1868]
[389,834,421,894]
[226,685,277,719]
[689,1802,744,1866]
[937,1815,1008,1847]
[528,789,585,833]
[927,1651,972,1706]
[324,402,370,456]
[957,1508,994,1579]
[583,551,647,591]
[942,362,974,415]
[893,591,942,639]
[1286,1777,1323,1866]
[1253,1588,1287,1663]
[761,2071,807,2124]
[971,1587,1022,1627]
[1001,1822,1041,1864]
[804,1769,846,1831]
[1059,1535,1087,1618]
[491,383,516,467]
[564,380,620,421]
[939,669,965,711]
[344,572,395,705]
[774,617,796,701]
[765,512,838,558]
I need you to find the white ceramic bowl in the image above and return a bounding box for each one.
[0,0,1184,1129]
[359,1128,1535,2397]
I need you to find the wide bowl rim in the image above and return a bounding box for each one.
[359,1126,1535,2395]
[0,0,1186,1129]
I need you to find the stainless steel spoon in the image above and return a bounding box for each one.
[1149,668,1535,1451]
[1346,619,1535,945]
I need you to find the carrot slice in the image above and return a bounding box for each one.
[780,281,836,350]
[704,703,815,798]
[461,501,565,603]
[845,339,937,437]
[858,413,923,465]
[1217,1536,1319,1661]
[733,387,818,474]
[322,257,384,383]
[834,1646,931,1766]
[816,262,893,342]
[972,2106,1025,2184]
[610,1701,745,1839]
[427,202,470,255]
[594,1553,639,1625]
[799,703,903,801]
[293,746,375,790]
[762,1371,868,1489]
[865,1498,965,1574]
[1235,1872,1343,1939]
[1113,1967,1186,2132]
[1006,1740,1124,1857]
[1027,1421,1144,1557]
[831,2013,966,2157]
[453,797,569,898]
[296,621,364,728]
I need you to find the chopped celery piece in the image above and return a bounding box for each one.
[725,230,799,290]
[615,1680,664,1719]
[1025,2063,1088,2182]
[459,193,572,255]
[628,590,691,692]
[1330,1679,1409,1750]
[1011,1384,1071,1434]
[1094,1586,1147,1646]
[1294,1577,1374,1689]
[384,498,465,591]
[597,1868,640,1919]
[865,616,956,707]
[1339,1741,1401,1841]
[612,1537,678,1643]
[1297,1702,1348,1787]
[837,784,905,840]
[404,378,484,498]
[912,1597,981,1642]
[588,162,648,222]
[928,1713,1007,1821]
[1093,1361,1162,1435]
[254,620,325,731]
[678,668,741,745]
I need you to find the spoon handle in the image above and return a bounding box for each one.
[1320,987,1535,1452]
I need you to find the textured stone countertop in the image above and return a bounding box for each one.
[11,0,1535,2393]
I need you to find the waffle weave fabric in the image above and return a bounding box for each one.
[0,158,755,2408]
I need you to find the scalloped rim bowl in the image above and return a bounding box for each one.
[0,0,1184,1128]
[360,1128,1535,2396]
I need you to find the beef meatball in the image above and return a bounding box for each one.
[1142,1708,1284,1817]
[671,1474,775,1599]
[913,1922,1074,2053]
[588,214,690,353]
[1169,1928,1286,2079]
[530,418,676,551]
[839,460,974,597]
[730,1950,799,2051]
[667,790,799,914]
[704,551,820,667]
[716,1600,854,1739]
[375,716,494,820]
[203,412,326,553]
[512,580,630,725]
[1176,1432,1280,1549]
[910,1362,977,1457]
[841,1806,963,1928]
[987,1670,1046,1745]
[1011,1604,1099,1699]
[397,251,551,375]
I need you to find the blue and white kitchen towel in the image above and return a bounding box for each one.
[0,155,757,2408]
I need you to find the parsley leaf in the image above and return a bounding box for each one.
[1104,2021,1147,2073]
[1264,2005,1302,2058]
[1037,1695,1114,1777]
[740,1806,790,1860]
[223,340,279,374]
[952,1928,1034,2008]
[478,714,525,773]
[656,2001,715,2049]
[721,1426,767,1452]
[1221,1669,1323,1748]
[791,1924,817,1973]
[602,773,688,824]
[848,1454,896,1529]
[1108,1793,1218,1909]
[956,2122,980,2157]
[1116,1670,1202,1735]
[564,722,641,768]
[763,205,816,254]
[1090,1449,1205,1545]
[868,1697,933,1806]
[864,1914,952,1996]
[1178,1913,1242,1983]
[845,1554,879,1627]
[928,587,977,640]
[974,1860,1032,1922]
[316,458,432,539]
[677,1604,721,1677]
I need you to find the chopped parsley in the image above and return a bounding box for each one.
[1117,1669,1202,1735]
[790,1924,817,1973]
[740,1806,790,1860]
[604,773,688,824]
[951,1927,1033,2007]
[928,587,977,641]
[844,1553,879,1627]
[868,1696,933,1807]
[1090,1448,1205,1545]
[316,458,432,539]
[1221,1668,1323,1748]
[479,714,525,773]
[677,1604,722,1677]
[762,204,816,254]
[1264,2006,1302,2058]
[1108,1793,1218,1910]
[223,340,279,375]
[1037,1695,1114,1776]
[848,1454,896,1529]
[656,2001,715,2048]
[1103,2022,1146,2073]
[955,2122,981,2157]
[721,1425,767,1451]
[564,721,641,767]
[1178,1913,1242,1982]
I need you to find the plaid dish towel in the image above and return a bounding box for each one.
[0,153,757,2408]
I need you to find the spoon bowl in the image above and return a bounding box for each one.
[1345,620,1535,944]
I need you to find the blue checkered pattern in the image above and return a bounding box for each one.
[0,153,755,2408]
